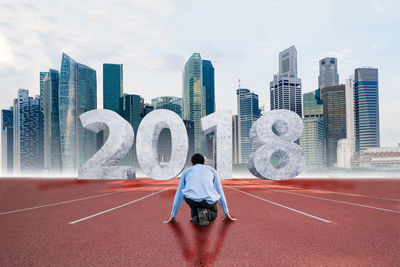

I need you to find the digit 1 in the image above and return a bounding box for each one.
[136,109,189,180]
[78,109,135,179]
[248,109,305,180]
[201,110,232,179]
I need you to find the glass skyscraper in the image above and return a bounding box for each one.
[354,67,380,152]
[321,85,346,167]
[202,60,215,115]
[318,57,339,89]
[237,88,260,163]
[103,64,123,113]
[13,89,42,174]
[151,96,182,117]
[300,89,326,169]
[59,53,97,173]
[1,107,13,175]
[43,69,61,174]
[270,46,302,117]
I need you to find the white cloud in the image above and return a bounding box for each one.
[0,30,14,67]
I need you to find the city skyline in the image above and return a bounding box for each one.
[0,1,398,147]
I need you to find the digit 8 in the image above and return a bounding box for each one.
[248,109,306,180]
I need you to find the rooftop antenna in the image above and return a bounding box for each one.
[238,79,241,88]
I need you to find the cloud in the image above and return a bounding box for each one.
[0,30,15,68]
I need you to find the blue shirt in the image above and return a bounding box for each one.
[170,164,229,217]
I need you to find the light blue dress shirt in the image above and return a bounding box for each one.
[170,164,229,217]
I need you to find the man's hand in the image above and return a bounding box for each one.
[163,216,176,223]
[223,213,237,221]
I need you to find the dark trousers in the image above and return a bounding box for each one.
[184,197,218,221]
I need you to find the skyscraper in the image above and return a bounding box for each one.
[13,89,42,174]
[270,46,302,117]
[182,53,206,155]
[318,57,339,89]
[151,96,182,117]
[103,64,123,113]
[43,69,61,174]
[59,53,97,173]
[237,88,260,163]
[232,115,239,164]
[299,89,326,169]
[1,107,13,175]
[321,85,346,167]
[202,60,215,115]
[354,67,380,152]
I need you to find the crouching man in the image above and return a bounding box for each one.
[164,153,237,226]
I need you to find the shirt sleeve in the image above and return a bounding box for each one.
[213,169,229,214]
[170,172,185,217]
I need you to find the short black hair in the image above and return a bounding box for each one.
[191,153,205,165]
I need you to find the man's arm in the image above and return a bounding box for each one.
[213,170,237,221]
[165,172,185,222]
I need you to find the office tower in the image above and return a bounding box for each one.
[142,103,154,117]
[299,89,326,169]
[321,85,346,167]
[354,67,380,152]
[119,93,143,166]
[59,53,97,173]
[232,115,239,164]
[183,120,195,166]
[43,69,61,174]
[237,88,260,163]
[39,72,47,171]
[336,75,356,168]
[270,46,302,117]
[13,89,42,173]
[151,96,182,117]
[183,53,214,156]
[1,107,13,175]
[318,57,339,89]
[103,64,123,113]
[202,60,215,115]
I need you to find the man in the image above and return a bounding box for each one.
[164,153,237,225]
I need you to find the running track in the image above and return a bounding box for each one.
[0,178,399,266]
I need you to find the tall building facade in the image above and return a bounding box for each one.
[237,88,260,163]
[13,89,42,174]
[318,57,339,88]
[151,96,182,117]
[354,67,380,152]
[270,46,302,117]
[202,60,215,115]
[59,53,97,173]
[182,53,206,155]
[299,89,326,169]
[43,69,62,174]
[232,115,239,164]
[321,85,346,167]
[103,64,123,113]
[1,107,13,175]
[119,93,143,166]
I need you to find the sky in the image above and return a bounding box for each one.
[0,0,399,147]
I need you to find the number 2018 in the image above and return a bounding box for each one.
[78,109,305,181]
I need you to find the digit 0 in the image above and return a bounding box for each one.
[248,109,305,180]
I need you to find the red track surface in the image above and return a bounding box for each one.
[0,178,399,266]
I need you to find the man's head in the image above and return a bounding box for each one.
[191,153,205,165]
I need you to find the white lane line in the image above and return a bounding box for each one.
[0,191,124,216]
[271,189,400,214]
[226,186,331,223]
[68,186,175,224]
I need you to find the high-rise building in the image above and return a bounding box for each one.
[354,67,380,152]
[232,115,239,164]
[299,89,326,169]
[59,53,97,173]
[270,46,302,117]
[13,89,42,174]
[321,85,346,167]
[103,64,123,113]
[1,107,13,175]
[151,96,182,117]
[119,93,143,166]
[202,60,215,115]
[43,69,61,174]
[318,57,339,89]
[237,88,260,163]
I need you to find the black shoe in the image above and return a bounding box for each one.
[190,216,199,224]
[197,208,209,226]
